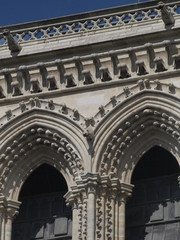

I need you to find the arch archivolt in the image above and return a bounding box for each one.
[5,147,72,201]
[93,88,180,181]
[0,101,90,202]
[120,129,180,184]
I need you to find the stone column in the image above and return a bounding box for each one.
[4,200,21,240]
[109,192,116,240]
[0,207,5,240]
[119,195,126,240]
[0,196,7,240]
[115,198,119,240]
[87,185,96,240]
[101,190,106,240]
[119,183,133,240]
[72,201,79,240]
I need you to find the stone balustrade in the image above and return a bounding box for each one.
[0,1,179,47]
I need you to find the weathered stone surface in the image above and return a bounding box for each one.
[0,1,180,240]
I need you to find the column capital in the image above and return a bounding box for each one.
[64,190,79,208]
[81,172,100,184]
[119,182,134,203]
[0,195,7,215]
[6,199,21,220]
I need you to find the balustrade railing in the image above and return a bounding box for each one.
[0,1,180,46]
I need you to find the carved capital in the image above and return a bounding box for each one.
[0,196,7,215]
[7,200,21,218]
[119,182,134,203]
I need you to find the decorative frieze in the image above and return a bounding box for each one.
[0,36,180,99]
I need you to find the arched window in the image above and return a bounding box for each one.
[126,146,180,240]
[12,164,72,240]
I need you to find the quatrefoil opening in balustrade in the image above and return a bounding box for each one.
[122,15,131,24]
[47,28,56,37]
[135,12,145,21]
[97,19,107,28]
[23,33,32,41]
[147,10,158,19]
[60,25,69,35]
[175,5,180,14]
[110,16,119,26]
[0,36,6,46]
[85,21,94,30]
[35,31,44,39]
[72,23,82,33]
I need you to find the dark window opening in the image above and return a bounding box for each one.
[126,146,180,240]
[19,164,67,198]
[132,146,179,182]
[12,164,72,240]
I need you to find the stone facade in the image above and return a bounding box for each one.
[0,0,180,239]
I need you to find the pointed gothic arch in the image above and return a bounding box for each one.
[0,104,90,202]
[93,87,180,180]
[125,146,180,240]
[12,163,72,240]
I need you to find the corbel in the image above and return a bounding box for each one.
[11,80,22,96]
[47,75,58,90]
[99,66,112,82]
[128,48,137,72]
[82,70,94,85]
[109,50,119,75]
[154,57,167,72]
[135,60,148,75]
[117,63,131,79]
[30,79,42,93]
[55,59,66,85]
[73,56,84,82]
[172,54,180,69]
[37,62,48,87]
[64,73,76,88]
[144,43,155,68]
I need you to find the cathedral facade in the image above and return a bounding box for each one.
[0,0,180,239]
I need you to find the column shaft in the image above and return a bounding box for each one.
[5,218,12,240]
[119,199,126,240]
[111,198,115,240]
[72,206,79,240]
[102,195,105,239]
[115,199,119,240]
[87,190,96,240]
[0,212,5,240]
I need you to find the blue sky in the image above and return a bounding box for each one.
[1,0,150,26]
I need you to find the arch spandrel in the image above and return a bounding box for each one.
[0,100,91,201]
[93,83,180,180]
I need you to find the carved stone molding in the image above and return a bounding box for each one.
[0,97,87,130]
[0,126,85,198]
[93,80,179,127]
[98,105,180,178]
